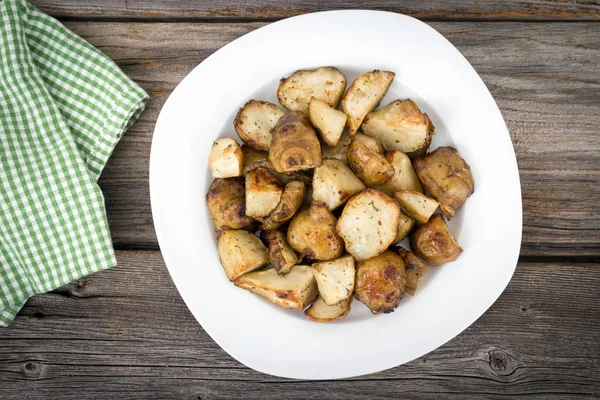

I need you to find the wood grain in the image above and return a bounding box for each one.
[0,251,598,399]
[30,0,600,20]
[61,21,600,256]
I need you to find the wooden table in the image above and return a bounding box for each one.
[2,1,599,398]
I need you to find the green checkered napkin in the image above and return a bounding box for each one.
[0,0,148,326]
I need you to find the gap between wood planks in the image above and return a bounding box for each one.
[51,16,600,23]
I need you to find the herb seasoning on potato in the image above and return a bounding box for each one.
[206,66,472,322]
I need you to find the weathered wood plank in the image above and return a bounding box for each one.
[0,251,598,399]
[68,21,600,256]
[30,0,600,20]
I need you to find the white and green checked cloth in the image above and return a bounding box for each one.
[0,0,148,326]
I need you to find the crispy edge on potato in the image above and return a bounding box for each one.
[245,166,284,219]
[234,265,318,310]
[361,99,435,157]
[309,97,348,146]
[377,150,423,195]
[261,180,306,231]
[287,200,345,262]
[217,230,269,281]
[277,67,347,114]
[347,139,395,187]
[354,250,406,314]
[262,230,299,275]
[392,211,416,244]
[312,159,365,210]
[304,296,351,322]
[413,146,474,219]
[336,188,400,261]
[396,247,429,296]
[410,214,462,266]
[234,100,285,150]
[269,111,322,173]
[206,178,255,231]
[342,70,395,136]
[312,254,356,305]
[321,130,352,165]
[393,190,439,224]
[208,138,244,178]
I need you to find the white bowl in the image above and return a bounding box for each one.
[150,10,522,379]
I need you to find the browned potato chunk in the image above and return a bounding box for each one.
[304,296,351,322]
[208,138,243,178]
[287,201,345,261]
[262,230,299,275]
[234,265,318,310]
[336,189,400,261]
[269,111,322,173]
[355,251,406,314]
[261,180,306,231]
[321,131,351,165]
[347,139,395,186]
[393,190,439,224]
[234,100,285,150]
[312,255,355,305]
[392,211,415,244]
[242,145,311,184]
[245,167,284,219]
[361,99,434,158]
[206,178,255,230]
[410,214,462,266]
[309,97,347,146]
[218,230,269,281]
[376,150,423,195]
[312,159,365,210]
[277,67,347,114]
[413,146,474,219]
[342,70,395,135]
[397,247,429,296]
[353,132,384,154]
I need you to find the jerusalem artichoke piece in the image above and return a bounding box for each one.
[304,296,351,322]
[269,111,322,173]
[361,99,434,158]
[309,97,347,146]
[206,178,255,231]
[277,67,347,114]
[347,139,395,187]
[410,214,462,266]
[218,230,269,281]
[321,131,351,165]
[413,146,474,219]
[261,180,306,231]
[208,138,244,178]
[353,132,384,155]
[376,150,423,196]
[392,211,416,245]
[234,265,318,310]
[234,100,285,150]
[342,70,395,136]
[396,247,429,296]
[287,201,345,262]
[245,167,284,219]
[393,190,439,224]
[336,189,400,261]
[312,159,365,210]
[262,230,299,275]
[355,251,406,314]
[312,254,356,305]
[241,145,311,184]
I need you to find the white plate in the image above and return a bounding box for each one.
[150,10,522,379]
